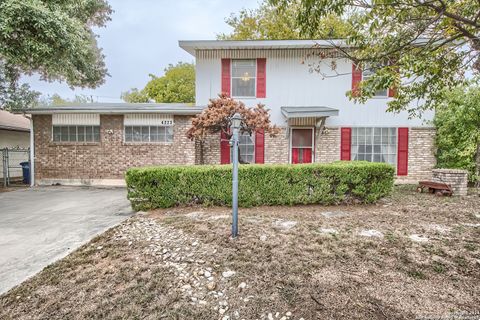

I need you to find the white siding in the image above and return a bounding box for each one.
[124,114,174,126]
[52,114,100,125]
[195,50,434,127]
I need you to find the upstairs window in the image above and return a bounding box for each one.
[362,64,388,97]
[231,59,256,97]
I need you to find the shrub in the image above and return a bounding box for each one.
[126,161,395,210]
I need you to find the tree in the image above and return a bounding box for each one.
[187,94,280,164]
[218,0,351,40]
[273,0,480,116]
[0,0,112,109]
[122,62,195,104]
[434,86,480,184]
[121,88,150,103]
[0,61,40,110]
[38,93,95,106]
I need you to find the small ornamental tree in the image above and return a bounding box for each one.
[187,94,280,164]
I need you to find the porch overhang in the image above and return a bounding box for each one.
[281,106,339,127]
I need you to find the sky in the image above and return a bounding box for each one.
[26,0,259,103]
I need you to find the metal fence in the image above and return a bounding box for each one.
[1,147,30,187]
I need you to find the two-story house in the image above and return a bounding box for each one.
[21,40,435,186]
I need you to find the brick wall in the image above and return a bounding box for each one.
[33,114,195,181]
[315,127,340,163]
[35,115,436,184]
[397,127,436,183]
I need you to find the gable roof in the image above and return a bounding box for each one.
[179,39,349,56]
[0,110,30,132]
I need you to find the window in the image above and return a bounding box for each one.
[231,132,255,164]
[351,127,397,166]
[231,59,256,97]
[124,126,173,143]
[362,64,388,97]
[291,128,314,164]
[52,125,100,142]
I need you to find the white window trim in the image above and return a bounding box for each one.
[289,127,315,164]
[362,65,388,98]
[51,125,100,143]
[230,132,255,164]
[351,127,397,166]
[231,59,257,99]
[123,125,174,144]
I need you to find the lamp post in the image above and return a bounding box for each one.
[230,112,242,238]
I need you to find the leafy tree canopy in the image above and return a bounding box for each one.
[121,88,149,103]
[121,62,195,104]
[0,0,112,109]
[38,93,95,106]
[187,94,280,141]
[434,85,480,182]
[273,0,480,116]
[218,0,351,40]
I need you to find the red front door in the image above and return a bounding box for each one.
[291,128,314,164]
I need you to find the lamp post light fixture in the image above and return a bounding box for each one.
[230,112,242,238]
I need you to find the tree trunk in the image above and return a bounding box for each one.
[199,139,205,165]
[476,141,480,194]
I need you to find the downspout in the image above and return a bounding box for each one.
[27,115,35,187]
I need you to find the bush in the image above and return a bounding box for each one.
[126,161,395,210]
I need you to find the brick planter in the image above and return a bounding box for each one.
[432,169,468,196]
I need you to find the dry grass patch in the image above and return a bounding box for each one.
[1,186,479,320]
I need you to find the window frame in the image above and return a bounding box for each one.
[231,59,257,99]
[289,127,315,164]
[230,132,255,164]
[362,64,388,98]
[123,125,174,144]
[351,127,397,166]
[52,125,100,143]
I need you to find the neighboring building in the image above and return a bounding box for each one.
[19,40,436,186]
[0,110,31,179]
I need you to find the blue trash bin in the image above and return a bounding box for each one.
[19,161,30,184]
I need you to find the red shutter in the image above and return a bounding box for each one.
[351,63,362,97]
[256,58,266,98]
[221,59,231,96]
[340,128,352,160]
[220,131,230,164]
[397,128,409,175]
[255,129,265,164]
[388,65,399,97]
[388,86,396,97]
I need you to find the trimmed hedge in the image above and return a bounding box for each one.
[126,161,395,210]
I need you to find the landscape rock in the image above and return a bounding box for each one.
[359,229,384,238]
[222,270,236,278]
[409,234,429,242]
[321,211,348,218]
[273,220,297,230]
[319,228,338,235]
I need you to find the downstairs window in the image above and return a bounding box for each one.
[351,127,397,166]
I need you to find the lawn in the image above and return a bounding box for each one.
[1,186,479,320]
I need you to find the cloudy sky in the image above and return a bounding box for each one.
[26,0,259,102]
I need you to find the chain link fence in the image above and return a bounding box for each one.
[1,148,30,187]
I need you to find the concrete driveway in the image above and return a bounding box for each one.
[0,186,133,295]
